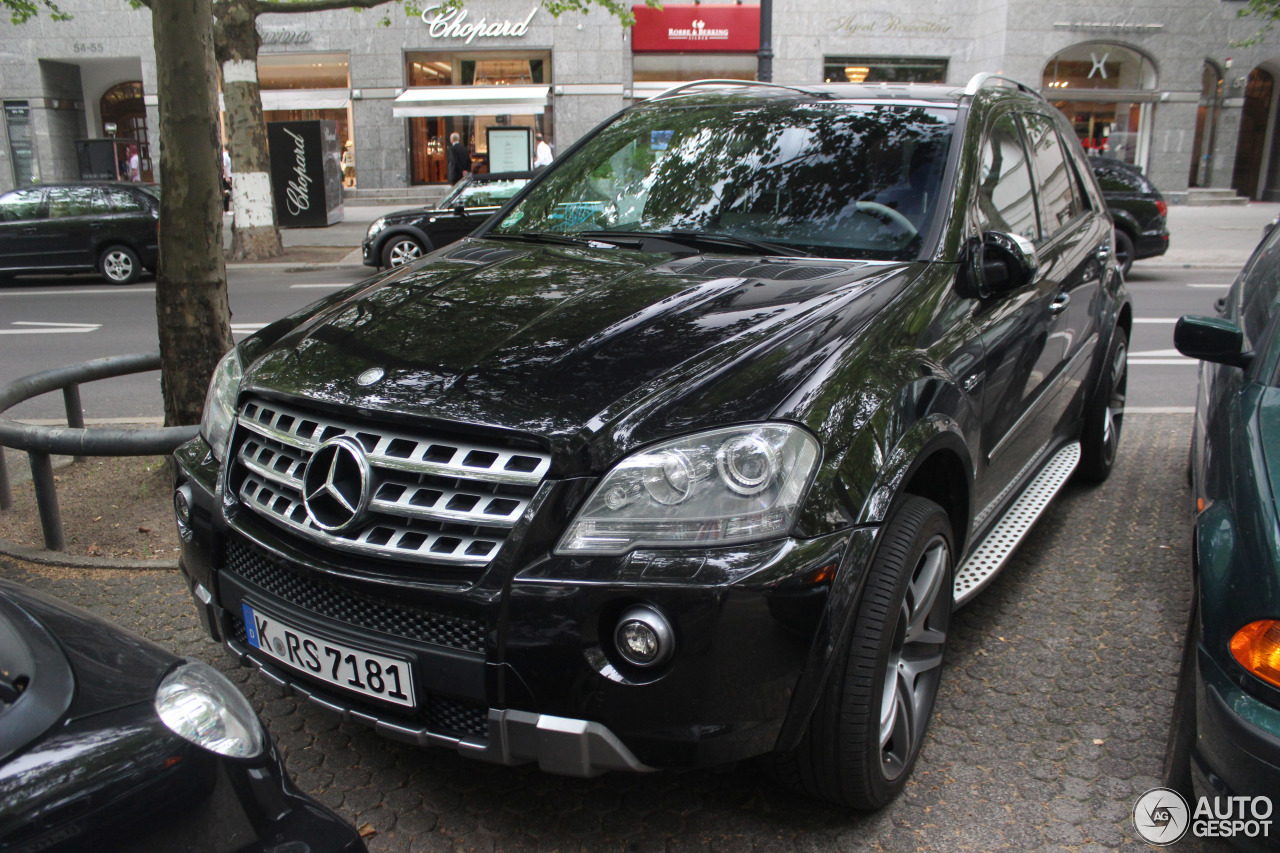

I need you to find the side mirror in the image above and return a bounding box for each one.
[1174,315,1253,368]
[958,231,1039,298]
[454,203,467,216]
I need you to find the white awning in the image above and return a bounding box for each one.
[392,86,550,118]
[260,88,351,111]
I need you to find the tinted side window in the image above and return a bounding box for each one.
[1023,114,1080,237]
[46,186,99,218]
[105,188,145,213]
[0,189,44,222]
[976,116,1039,242]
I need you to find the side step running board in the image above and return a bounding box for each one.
[953,442,1080,607]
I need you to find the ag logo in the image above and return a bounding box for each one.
[1133,787,1190,845]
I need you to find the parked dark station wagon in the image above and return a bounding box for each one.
[174,76,1131,808]
[0,182,159,285]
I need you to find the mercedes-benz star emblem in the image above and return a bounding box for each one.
[302,436,372,533]
[357,367,385,386]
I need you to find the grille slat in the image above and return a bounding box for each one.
[231,398,548,568]
[222,537,485,653]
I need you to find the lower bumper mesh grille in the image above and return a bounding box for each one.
[221,537,485,653]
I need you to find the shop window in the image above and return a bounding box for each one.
[3,102,36,186]
[258,53,349,90]
[1043,43,1157,169]
[823,57,947,84]
[403,51,551,185]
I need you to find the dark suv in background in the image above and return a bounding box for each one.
[1089,157,1169,275]
[174,76,1130,809]
[0,182,159,285]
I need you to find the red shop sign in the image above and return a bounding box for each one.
[631,4,761,53]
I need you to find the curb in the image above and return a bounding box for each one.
[0,535,178,571]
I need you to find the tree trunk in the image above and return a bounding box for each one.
[215,0,284,260]
[151,0,234,427]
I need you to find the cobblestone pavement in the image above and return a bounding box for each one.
[0,414,1231,852]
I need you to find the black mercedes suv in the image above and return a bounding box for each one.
[173,76,1131,809]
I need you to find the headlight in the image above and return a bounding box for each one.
[200,347,242,463]
[366,217,387,240]
[556,424,820,556]
[154,662,264,759]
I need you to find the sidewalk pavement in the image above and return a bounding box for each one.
[226,200,1280,271]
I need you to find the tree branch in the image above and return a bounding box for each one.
[255,0,399,14]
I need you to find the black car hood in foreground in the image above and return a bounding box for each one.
[243,240,913,468]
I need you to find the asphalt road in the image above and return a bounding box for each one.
[0,413,1231,852]
[0,259,1229,423]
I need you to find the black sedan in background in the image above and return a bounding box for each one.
[1088,157,1170,275]
[0,182,159,285]
[362,171,531,269]
[0,578,366,853]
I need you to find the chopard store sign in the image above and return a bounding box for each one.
[420,5,538,42]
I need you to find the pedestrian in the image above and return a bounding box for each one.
[447,132,471,185]
[534,132,553,170]
[221,146,232,212]
[126,144,140,182]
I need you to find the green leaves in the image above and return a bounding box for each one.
[6,0,71,25]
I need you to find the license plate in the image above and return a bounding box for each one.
[242,603,417,708]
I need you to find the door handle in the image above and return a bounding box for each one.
[19,226,37,234]
[1049,293,1071,314]
[1096,244,1112,262]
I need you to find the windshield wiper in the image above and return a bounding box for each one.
[487,231,624,249]
[640,230,812,257]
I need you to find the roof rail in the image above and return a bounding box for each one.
[649,79,830,101]
[963,73,1043,99]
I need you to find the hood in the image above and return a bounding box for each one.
[242,239,912,468]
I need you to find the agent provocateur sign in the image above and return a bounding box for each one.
[420,5,537,43]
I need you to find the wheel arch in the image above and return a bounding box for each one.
[775,418,973,753]
[376,227,432,264]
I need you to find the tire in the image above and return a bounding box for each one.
[1114,229,1135,277]
[1162,603,1198,798]
[772,495,953,809]
[99,245,141,285]
[1077,326,1127,483]
[381,236,426,268]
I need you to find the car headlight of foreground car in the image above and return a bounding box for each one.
[366,217,387,240]
[155,661,265,759]
[200,347,242,463]
[556,424,820,556]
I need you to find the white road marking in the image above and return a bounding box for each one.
[1129,359,1197,365]
[231,323,268,335]
[289,283,347,289]
[1187,283,1231,289]
[0,321,101,335]
[1132,318,1181,324]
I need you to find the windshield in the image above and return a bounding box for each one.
[488,99,955,260]
[441,178,529,210]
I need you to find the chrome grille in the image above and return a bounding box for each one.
[231,397,549,567]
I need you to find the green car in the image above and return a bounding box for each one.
[1167,223,1280,842]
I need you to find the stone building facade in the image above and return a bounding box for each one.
[3,0,1280,201]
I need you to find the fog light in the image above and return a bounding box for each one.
[174,484,194,542]
[1231,620,1280,688]
[614,605,674,667]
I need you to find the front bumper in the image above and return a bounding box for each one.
[1192,645,1280,803]
[360,238,377,267]
[174,437,861,776]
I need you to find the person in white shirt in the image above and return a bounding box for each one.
[534,133,553,169]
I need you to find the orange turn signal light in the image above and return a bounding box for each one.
[1230,620,1280,688]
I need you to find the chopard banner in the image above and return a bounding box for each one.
[631,4,760,53]
[420,5,537,42]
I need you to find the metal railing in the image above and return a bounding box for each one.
[0,352,199,551]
